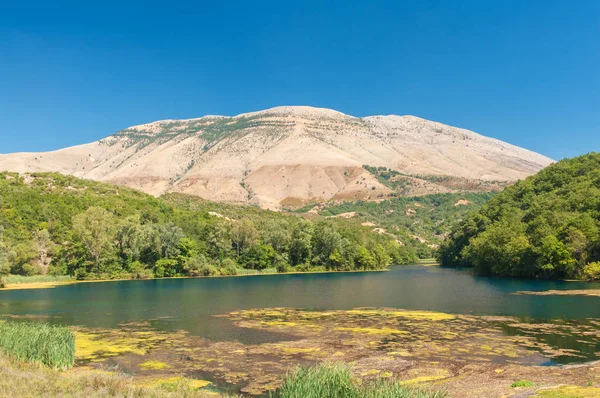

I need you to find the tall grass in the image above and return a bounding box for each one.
[4,275,74,284]
[271,363,446,398]
[0,321,75,369]
[0,351,237,397]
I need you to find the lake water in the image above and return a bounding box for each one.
[1,265,599,347]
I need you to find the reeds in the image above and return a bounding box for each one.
[3,275,74,284]
[0,321,75,369]
[271,362,447,398]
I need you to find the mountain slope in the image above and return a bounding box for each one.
[0,106,553,209]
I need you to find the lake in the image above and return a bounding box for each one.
[1,265,598,346]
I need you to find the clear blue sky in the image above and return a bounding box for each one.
[1,0,598,160]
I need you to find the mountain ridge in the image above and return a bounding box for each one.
[0,106,553,209]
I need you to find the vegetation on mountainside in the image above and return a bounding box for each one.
[362,165,509,195]
[271,362,446,398]
[108,112,289,152]
[318,192,494,257]
[0,172,414,281]
[0,321,75,369]
[438,153,600,279]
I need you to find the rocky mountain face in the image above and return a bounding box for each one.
[0,106,553,209]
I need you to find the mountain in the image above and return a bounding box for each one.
[0,106,553,209]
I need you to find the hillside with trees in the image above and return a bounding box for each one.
[0,172,416,281]
[438,153,600,280]
[316,192,494,258]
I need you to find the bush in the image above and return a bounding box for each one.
[154,258,179,278]
[129,261,153,279]
[220,258,239,276]
[583,262,600,280]
[0,277,5,288]
[270,362,446,398]
[184,255,218,276]
[276,261,291,273]
[0,321,75,369]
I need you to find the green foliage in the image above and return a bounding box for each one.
[319,192,494,258]
[439,153,600,279]
[582,262,600,281]
[0,172,405,280]
[3,275,73,284]
[511,380,534,388]
[270,362,446,398]
[0,321,75,369]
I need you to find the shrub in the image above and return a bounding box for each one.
[184,255,218,276]
[583,262,600,280]
[0,277,5,288]
[154,258,179,277]
[275,260,291,274]
[0,321,75,369]
[129,261,153,279]
[511,380,534,388]
[220,258,239,276]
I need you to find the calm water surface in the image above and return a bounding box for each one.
[1,266,599,345]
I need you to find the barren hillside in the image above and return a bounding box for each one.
[0,106,553,209]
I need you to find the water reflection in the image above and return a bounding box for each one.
[0,266,599,342]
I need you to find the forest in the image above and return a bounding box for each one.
[318,192,494,258]
[438,153,600,280]
[0,172,417,280]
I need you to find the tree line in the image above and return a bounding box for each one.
[0,172,417,280]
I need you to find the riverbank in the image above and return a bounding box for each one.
[0,268,390,291]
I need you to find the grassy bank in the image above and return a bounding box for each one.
[0,268,390,291]
[0,351,232,398]
[0,321,75,369]
[271,363,446,398]
[3,275,74,284]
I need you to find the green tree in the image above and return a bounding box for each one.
[311,222,343,266]
[231,219,258,257]
[242,243,277,270]
[289,222,312,266]
[72,207,117,276]
[156,222,184,259]
[116,215,156,263]
[262,220,291,253]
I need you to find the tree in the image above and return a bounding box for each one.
[206,222,232,260]
[262,220,291,253]
[289,222,312,266]
[72,207,117,276]
[33,229,54,271]
[155,222,184,259]
[231,219,258,258]
[311,222,343,266]
[242,243,276,270]
[0,226,9,276]
[116,215,156,263]
[355,246,375,270]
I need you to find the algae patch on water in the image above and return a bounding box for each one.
[139,360,172,370]
[74,326,178,362]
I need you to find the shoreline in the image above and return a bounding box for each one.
[0,268,391,291]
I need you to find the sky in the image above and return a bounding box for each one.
[0,0,598,160]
